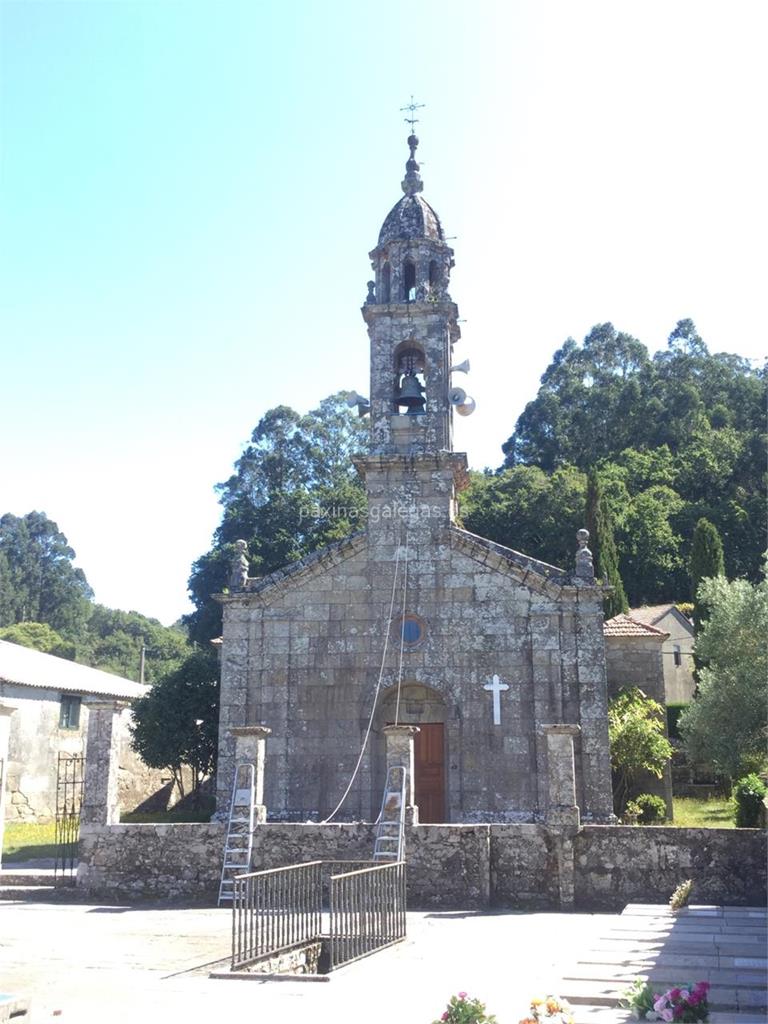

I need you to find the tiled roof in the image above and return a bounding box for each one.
[603,614,669,639]
[0,640,147,700]
[630,604,694,631]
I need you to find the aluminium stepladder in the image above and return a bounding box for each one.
[217,762,256,906]
[372,765,406,863]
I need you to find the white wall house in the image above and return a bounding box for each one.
[0,640,173,824]
[629,605,696,704]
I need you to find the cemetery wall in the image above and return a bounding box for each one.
[77,821,767,910]
[574,825,767,909]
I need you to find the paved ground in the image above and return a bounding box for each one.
[1,891,765,1023]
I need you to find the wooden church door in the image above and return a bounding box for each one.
[414,723,445,823]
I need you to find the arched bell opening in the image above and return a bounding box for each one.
[373,682,449,823]
[403,259,416,302]
[380,262,391,304]
[393,342,426,416]
[428,259,439,293]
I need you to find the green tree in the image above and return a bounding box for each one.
[130,648,220,803]
[186,393,367,644]
[678,573,767,781]
[0,621,76,659]
[460,464,586,569]
[77,605,190,682]
[608,687,673,815]
[689,517,725,632]
[0,512,93,633]
[585,469,628,617]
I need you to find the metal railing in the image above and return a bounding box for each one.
[231,859,406,972]
[54,753,84,884]
[232,860,322,969]
[329,860,406,970]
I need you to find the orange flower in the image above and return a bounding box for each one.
[546,997,561,1013]
[531,997,544,1007]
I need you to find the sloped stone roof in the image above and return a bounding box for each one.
[0,640,147,700]
[378,194,444,245]
[603,614,669,639]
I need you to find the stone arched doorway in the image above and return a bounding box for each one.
[375,683,447,823]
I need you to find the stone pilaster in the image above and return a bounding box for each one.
[81,700,129,827]
[543,723,581,910]
[228,725,271,824]
[0,701,17,869]
[382,724,420,824]
[542,724,581,828]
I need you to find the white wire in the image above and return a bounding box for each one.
[321,537,403,823]
[394,527,410,725]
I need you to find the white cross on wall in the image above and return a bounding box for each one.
[483,673,510,725]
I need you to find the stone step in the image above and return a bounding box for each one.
[560,979,766,1011]
[563,963,766,988]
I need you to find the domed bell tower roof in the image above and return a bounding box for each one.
[377,132,445,246]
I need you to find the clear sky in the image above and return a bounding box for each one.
[1,0,765,626]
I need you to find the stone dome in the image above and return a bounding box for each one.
[378,194,445,246]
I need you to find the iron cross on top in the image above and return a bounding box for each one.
[400,95,425,130]
[483,674,510,726]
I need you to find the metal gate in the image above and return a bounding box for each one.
[54,753,84,884]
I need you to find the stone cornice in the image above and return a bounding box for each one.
[214,531,367,609]
[445,526,610,603]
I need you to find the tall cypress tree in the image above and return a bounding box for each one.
[586,470,628,619]
[690,517,725,633]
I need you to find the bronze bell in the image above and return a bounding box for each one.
[397,371,426,416]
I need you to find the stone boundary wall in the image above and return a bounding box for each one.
[77,821,767,911]
[575,825,766,909]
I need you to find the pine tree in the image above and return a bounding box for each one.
[586,470,628,619]
[690,517,725,633]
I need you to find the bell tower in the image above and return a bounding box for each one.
[357,113,473,538]
[361,127,470,457]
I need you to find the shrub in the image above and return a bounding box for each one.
[732,774,767,828]
[626,793,667,824]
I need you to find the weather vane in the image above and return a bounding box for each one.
[400,95,425,131]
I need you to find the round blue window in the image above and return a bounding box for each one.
[400,615,425,645]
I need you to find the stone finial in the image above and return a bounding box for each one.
[365,280,376,304]
[401,133,424,196]
[229,539,249,591]
[575,528,595,582]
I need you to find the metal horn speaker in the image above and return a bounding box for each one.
[449,386,467,406]
[456,395,476,417]
[450,359,470,374]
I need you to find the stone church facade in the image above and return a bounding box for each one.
[214,133,615,826]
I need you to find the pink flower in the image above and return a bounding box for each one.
[457,992,467,1000]
[441,1013,448,1021]
[668,988,681,1001]
[654,997,668,1013]
[660,1010,674,1023]
[679,990,690,1002]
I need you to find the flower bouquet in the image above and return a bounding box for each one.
[519,995,575,1024]
[652,982,710,1022]
[432,992,497,1024]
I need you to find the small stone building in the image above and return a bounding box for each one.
[215,134,615,826]
[628,604,695,704]
[0,639,172,822]
[603,613,674,815]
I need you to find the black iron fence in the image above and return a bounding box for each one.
[328,860,406,970]
[54,753,84,884]
[231,859,406,972]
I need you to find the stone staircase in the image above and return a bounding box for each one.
[558,903,767,1023]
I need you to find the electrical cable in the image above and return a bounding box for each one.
[321,534,403,823]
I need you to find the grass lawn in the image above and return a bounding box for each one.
[2,820,58,861]
[673,795,735,828]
